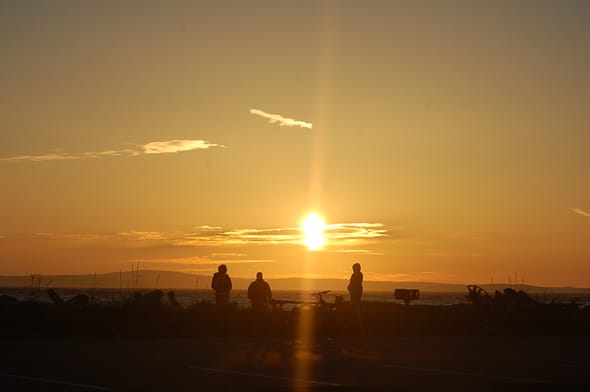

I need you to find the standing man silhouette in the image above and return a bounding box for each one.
[248,272,272,312]
[347,262,363,304]
[211,264,232,305]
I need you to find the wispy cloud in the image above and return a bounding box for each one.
[325,223,389,240]
[325,249,385,255]
[175,223,389,247]
[139,256,273,266]
[31,222,390,251]
[171,227,300,246]
[572,208,590,219]
[117,231,166,241]
[142,140,223,154]
[210,253,248,258]
[35,232,113,243]
[1,139,224,163]
[0,150,136,163]
[250,108,313,129]
[424,252,483,258]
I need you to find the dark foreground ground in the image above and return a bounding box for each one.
[1,336,589,392]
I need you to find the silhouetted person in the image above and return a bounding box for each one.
[211,264,232,305]
[248,272,272,312]
[347,262,363,304]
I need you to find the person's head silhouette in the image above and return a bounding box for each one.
[218,264,227,273]
[352,262,361,273]
[256,272,263,279]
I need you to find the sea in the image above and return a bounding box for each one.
[1,287,589,309]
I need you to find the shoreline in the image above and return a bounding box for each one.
[2,294,589,339]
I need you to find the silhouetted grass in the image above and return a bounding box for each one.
[1,294,589,338]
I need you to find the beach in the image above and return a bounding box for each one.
[2,289,589,391]
[1,336,589,391]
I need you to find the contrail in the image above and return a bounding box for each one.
[1,139,224,163]
[250,108,312,129]
[572,208,590,219]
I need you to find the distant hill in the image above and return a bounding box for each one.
[0,270,587,293]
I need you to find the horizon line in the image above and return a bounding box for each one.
[0,270,587,289]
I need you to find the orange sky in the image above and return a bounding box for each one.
[1,1,589,287]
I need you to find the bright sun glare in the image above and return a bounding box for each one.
[301,212,326,251]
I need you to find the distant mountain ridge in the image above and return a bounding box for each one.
[0,270,587,293]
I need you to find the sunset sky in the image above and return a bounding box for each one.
[1,1,589,287]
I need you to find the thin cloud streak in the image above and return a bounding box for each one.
[142,140,224,154]
[250,108,313,129]
[0,150,136,162]
[424,252,483,258]
[210,253,248,258]
[326,223,389,240]
[1,139,224,163]
[29,222,390,251]
[139,257,273,265]
[325,249,384,255]
[572,208,590,219]
[117,231,166,241]
[177,223,389,246]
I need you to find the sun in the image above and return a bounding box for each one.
[301,212,326,251]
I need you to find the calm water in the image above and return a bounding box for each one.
[2,287,589,309]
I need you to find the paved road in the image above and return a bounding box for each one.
[1,336,589,391]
